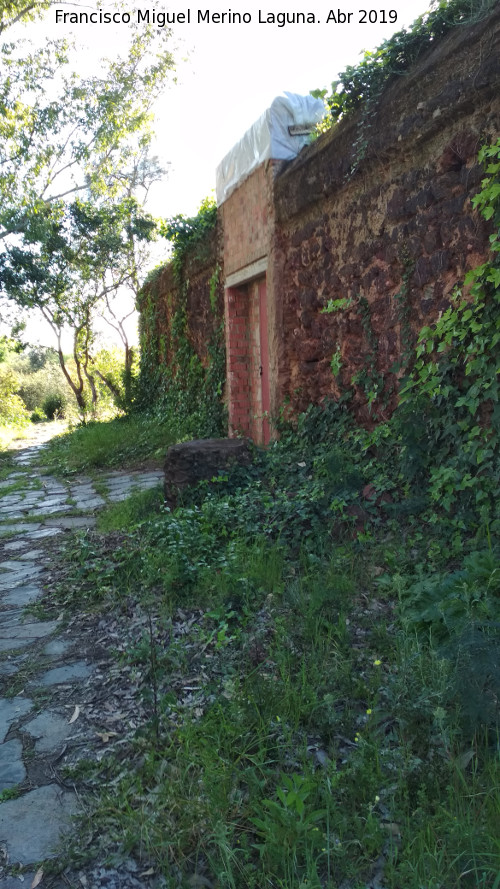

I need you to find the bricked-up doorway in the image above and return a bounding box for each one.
[225,274,271,445]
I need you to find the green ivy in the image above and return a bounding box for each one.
[315,0,495,126]
[313,0,496,176]
[397,138,500,523]
[136,197,226,437]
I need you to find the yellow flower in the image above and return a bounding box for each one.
[366,708,372,715]
[373,659,382,666]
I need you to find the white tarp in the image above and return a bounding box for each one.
[216,92,325,205]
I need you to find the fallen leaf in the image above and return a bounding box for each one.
[96,731,118,743]
[68,705,80,724]
[31,868,43,888]
[140,868,155,877]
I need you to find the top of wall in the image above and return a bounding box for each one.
[216,92,324,204]
[274,4,500,219]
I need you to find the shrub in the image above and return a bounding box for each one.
[42,393,66,420]
[30,407,46,423]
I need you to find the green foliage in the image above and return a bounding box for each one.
[329,345,342,378]
[0,26,173,416]
[398,549,500,737]
[317,0,495,127]
[37,139,500,889]
[397,138,500,522]
[0,0,51,34]
[15,359,71,418]
[30,406,45,423]
[98,485,164,532]
[39,413,179,474]
[42,392,65,420]
[0,365,29,426]
[314,0,496,179]
[137,196,225,437]
[0,334,24,363]
[159,194,218,272]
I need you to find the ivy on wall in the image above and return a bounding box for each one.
[312,0,496,175]
[314,0,496,127]
[308,138,500,534]
[395,138,500,523]
[137,198,226,437]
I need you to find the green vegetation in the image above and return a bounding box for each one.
[39,414,177,474]
[314,0,496,126]
[51,403,500,888]
[36,135,500,889]
[0,343,137,451]
[137,196,226,440]
[0,14,174,418]
[313,0,497,176]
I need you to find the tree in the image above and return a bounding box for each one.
[0,17,175,413]
[0,196,157,414]
[97,151,166,405]
[0,28,173,235]
[0,0,51,34]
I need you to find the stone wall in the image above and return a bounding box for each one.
[271,5,500,423]
[141,5,500,440]
[138,223,223,379]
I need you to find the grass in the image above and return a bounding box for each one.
[0,422,30,452]
[39,413,180,475]
[40,417,500,889]
[97,485,164,531]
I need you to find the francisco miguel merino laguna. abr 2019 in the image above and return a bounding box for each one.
[54,8,321,26]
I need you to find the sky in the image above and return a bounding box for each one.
[11,0,430,346]
[34,0,430,216]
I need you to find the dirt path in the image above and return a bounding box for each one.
[0,431,163,888]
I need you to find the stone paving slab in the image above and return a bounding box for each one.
[0,524,41,536]
[0,434,164,875]
[0,697,33,741]
[0,620,58,652]
[0,560,33,572]
[37,661,94,686]
[1,583,42,608]
[43,639,71,657]
[0,566,44,589]
[22,712,73,754]
[0,738,26,789]
[44,516,97,530]
[72,496,106,510]
[0,784,78,866]
[2,874,36,888]
[18,549,45,561]
[0,495,25,506]
[24,527,62,540]
[0,661,22,676]
[2,540,29,552]
[29,504,72,517]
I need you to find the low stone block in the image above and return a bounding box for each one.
[164,438,252,507]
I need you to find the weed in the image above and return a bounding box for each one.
[0,787,22,801]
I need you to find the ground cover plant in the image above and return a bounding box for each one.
[38,413,178,474]
[48,409,500,889]
[30,139,500,887]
